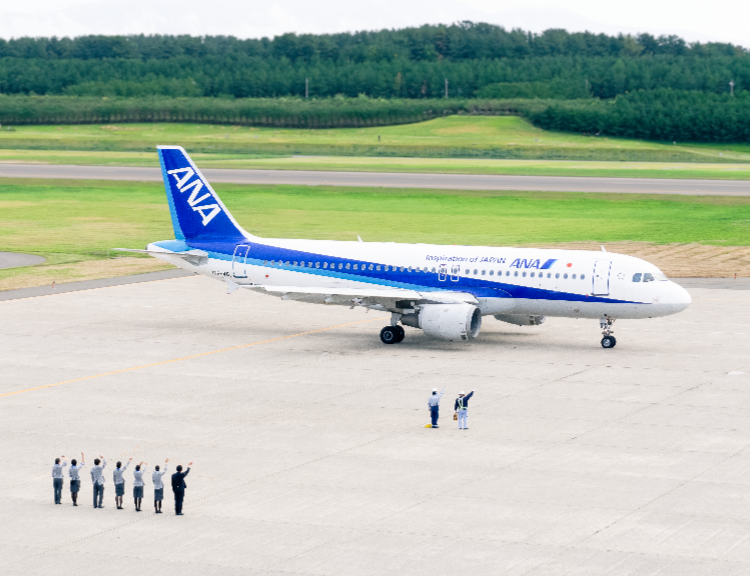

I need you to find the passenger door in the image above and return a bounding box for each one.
[232,245,251,278]
[438,264,447,282]
[592,260,611,295]
[450,265,460,282]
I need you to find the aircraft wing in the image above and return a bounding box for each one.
[225,278,478,307]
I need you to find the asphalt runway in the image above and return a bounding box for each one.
[1,163,749,195]
[2,274,750,574]
[0,252,46,270]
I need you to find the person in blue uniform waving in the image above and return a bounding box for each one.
[454,389,475,430]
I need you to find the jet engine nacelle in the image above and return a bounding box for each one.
[403,303,482,341]
[494,314,546,326]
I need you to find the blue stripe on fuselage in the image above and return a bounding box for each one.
[156,239,641,305]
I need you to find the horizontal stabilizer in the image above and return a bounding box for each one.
[113,248,208,265]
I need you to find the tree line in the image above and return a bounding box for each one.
[0,24,742,62]
[529,89,750,142]
[0,54,748,100]
[1,91,747,143]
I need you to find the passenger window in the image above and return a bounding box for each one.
[489,270,494,276]
[632,273,642,282]
[315,262,320,268]
[514,271,518,277]
[431,267,436,273]
[345,263,351,269]
[580,274,585,280]
[481,270,486,275]
[376,265,381,271]
[643,273,655,282]
[547,273,551,278]
[530,272,535,278]
[263,260,268,265]
[465,269,469,275]
[522,272,526,277]
[270,260,275,266]
[506,271,510,276]
[572,274,576,279]
[384,266,389,271]
[353,264,358,270]
[323,262,328,268]
[563,273,568,279]
[292,261,297,266]
[285,261,289,266]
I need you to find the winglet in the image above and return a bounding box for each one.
[601,245,607,252]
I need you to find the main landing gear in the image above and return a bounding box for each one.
[380,325,405,344]
[600,317,616,348]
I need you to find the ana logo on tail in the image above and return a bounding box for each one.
[167,167,221,226]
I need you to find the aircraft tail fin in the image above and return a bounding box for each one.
[157,146,250,242]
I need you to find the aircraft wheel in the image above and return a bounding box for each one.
[394,325,405,343]
[601,335,617,349]
[380,326,399,344]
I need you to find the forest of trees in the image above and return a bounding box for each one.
[0,24,748,142]
[0,24,747,99]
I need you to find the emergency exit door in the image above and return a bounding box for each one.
[592,259,611,295]
[232,245,251,278]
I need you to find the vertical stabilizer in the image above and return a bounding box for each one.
[157,146,249,242]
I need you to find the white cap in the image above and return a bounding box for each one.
[460,390,465,394]
[432,388,438,392]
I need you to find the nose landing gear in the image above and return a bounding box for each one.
[600,317,616,348]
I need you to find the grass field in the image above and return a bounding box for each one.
[2,116,748,163]
[3,149,750,181]
[2,177,750,290]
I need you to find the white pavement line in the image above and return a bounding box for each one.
[0,317,384,399]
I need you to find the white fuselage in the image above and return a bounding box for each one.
[149,238,692,320]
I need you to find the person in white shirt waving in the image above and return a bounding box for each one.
[152,459,169,514]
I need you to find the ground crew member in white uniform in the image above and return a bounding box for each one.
[90,456,106,508]
[454,389,475,430]
[113,458,132,510]
[133,462,147,512]
[428,386,446,428]
[152,459,169,514]
[69,453,85,506]
[51,456,67,504]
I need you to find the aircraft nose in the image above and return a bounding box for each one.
[669,282,692,310]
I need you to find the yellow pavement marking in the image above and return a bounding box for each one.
[0,317,382,399]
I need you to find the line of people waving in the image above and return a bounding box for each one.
[51,453,193,515]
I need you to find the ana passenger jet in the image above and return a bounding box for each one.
[117,146,691,348]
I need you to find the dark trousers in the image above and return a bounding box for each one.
[174,490,185,514]
[93,483,104,507]
[53,478,63,504]
[430,405,439,426]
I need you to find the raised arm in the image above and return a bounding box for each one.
[437,386,446,400]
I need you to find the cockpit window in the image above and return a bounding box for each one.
[632,273,642,282]
[643,273,655,282]
[654,272,668,281]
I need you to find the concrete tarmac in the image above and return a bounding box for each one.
[1,163,750,195]
[2,274,750,575]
